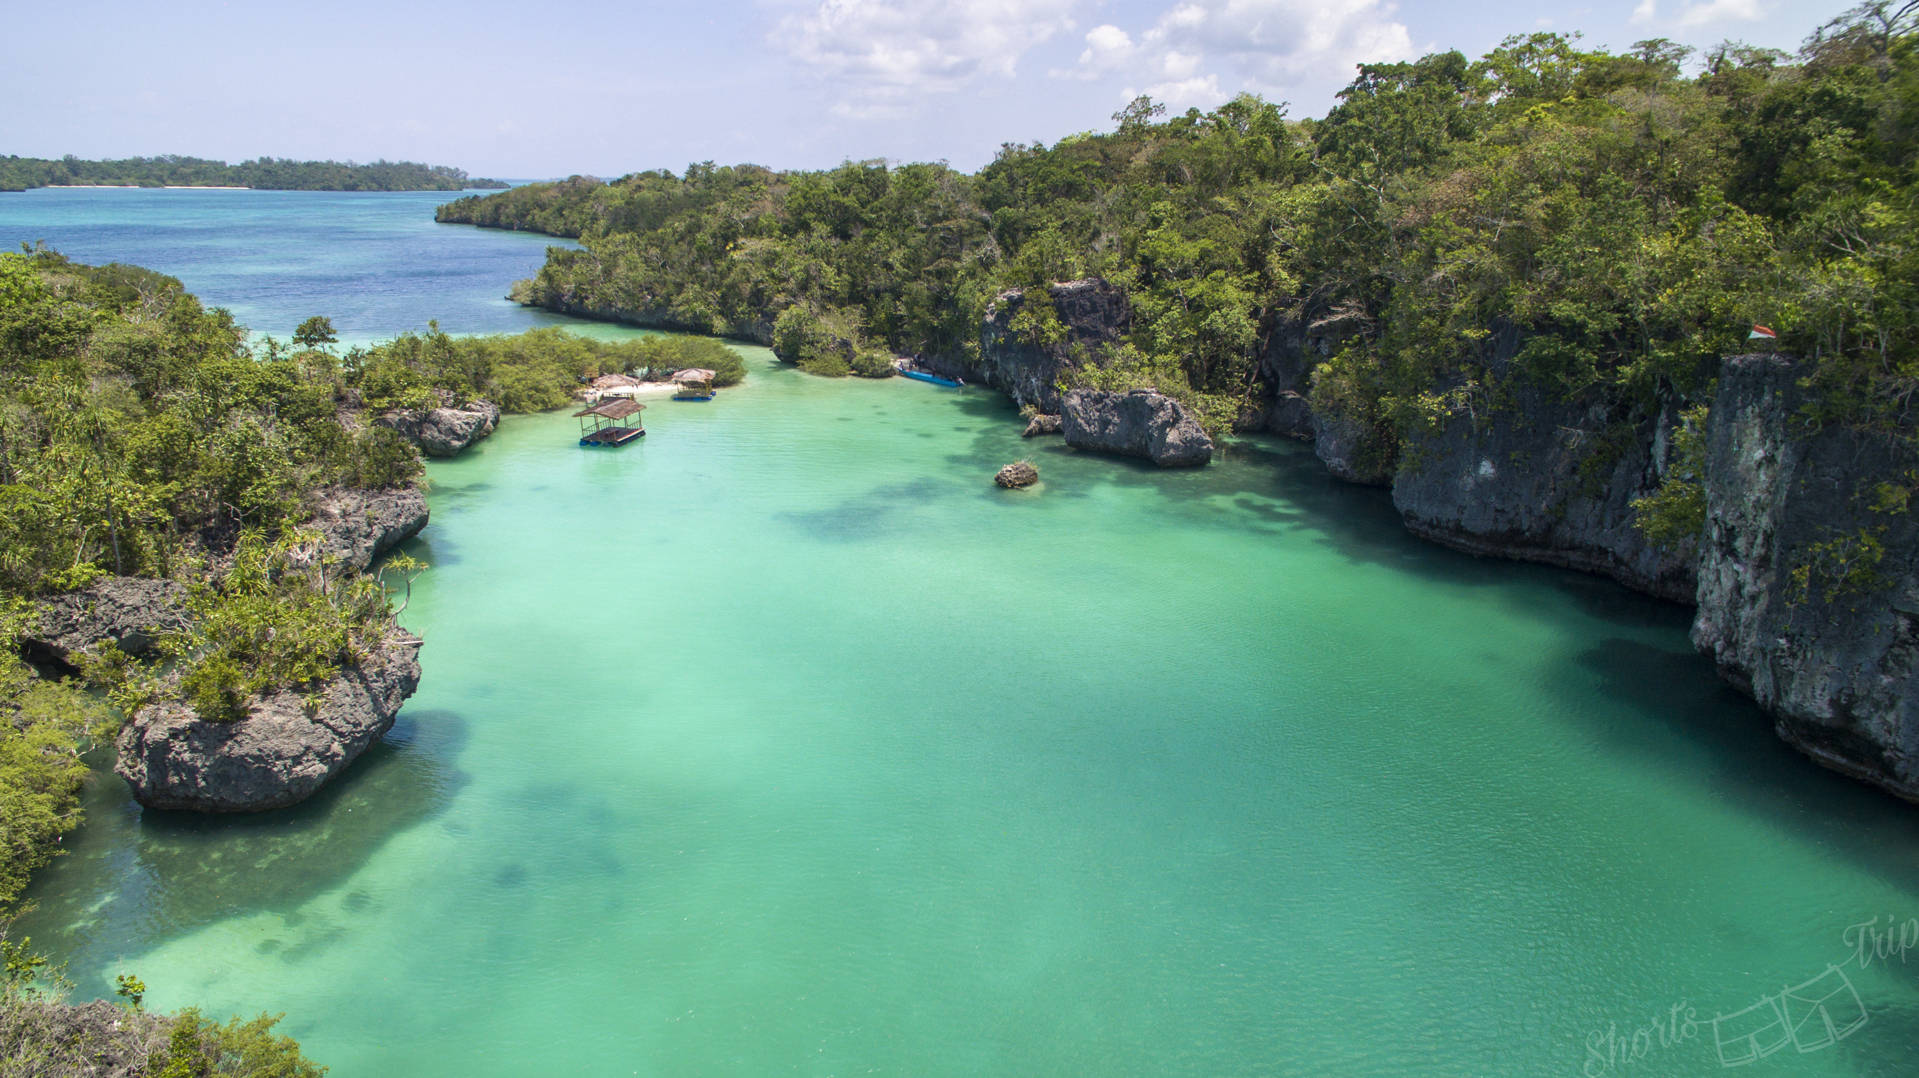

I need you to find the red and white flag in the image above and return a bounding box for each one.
[1748,324,1777,340]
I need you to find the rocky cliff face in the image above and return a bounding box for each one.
[1062,388,1214,467]
[1392,372,1697,603]
[1255,315,1327,440]
[944,279,1130,412]
[307,486,428,572]
[23,576,190,669]
[115,629,423,812]
[378,400,501,457]
[1692,355,1919,801]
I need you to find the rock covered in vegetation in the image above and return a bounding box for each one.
[1392,369,1697,603]
[1062,388,1213,467]
[24,577,190,667]
[995,461,1040,488]
[115,629,423,812]
[1022,413,1062,437]
[307,486,428,572]
[1693,355,1919,801]
[970,280,1131,412]
[377,399,501,457]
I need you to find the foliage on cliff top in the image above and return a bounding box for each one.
[442,4,1918,446]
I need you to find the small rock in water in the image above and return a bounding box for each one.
[995,461,1040,488]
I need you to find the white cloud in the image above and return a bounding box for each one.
[1129,74,1225,109]
[778,0,1080,98]
[1673,0,1763,27]
[1079,24,1136,68]
[1630,0,1657,25]
[1063,0,1414,105]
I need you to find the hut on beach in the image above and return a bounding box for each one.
[574,398,646,446]
[585,373,646,402]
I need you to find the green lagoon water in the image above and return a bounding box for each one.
[10,190,1919,1075]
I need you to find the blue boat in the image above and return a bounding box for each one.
[900,369,962,388]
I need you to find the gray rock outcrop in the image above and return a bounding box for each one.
[1022,413,1063,437]
[1692,354,1919,801]
[115,629,424,812]
[995,461,1039,488]
[946,279,1130,412]
[307,486,428,572]
[377,400,501,457]
[1062,388,1214,467]
[1392,373,1697,603]
[24,576,190,668]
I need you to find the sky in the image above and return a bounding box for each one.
[3,0,1860,179]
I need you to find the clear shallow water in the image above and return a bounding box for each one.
[12,192,1919,1076]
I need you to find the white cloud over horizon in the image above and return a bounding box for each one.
[1063,0,1416,111]
[776,0,1081,109]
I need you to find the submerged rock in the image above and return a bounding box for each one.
[995,461,1040,488]
[307,485,428,572]
[377,400,501,457]
[115,629,424,813]
[1061,388,1213,467]
[1022,413,1063,437]
[1693,354,1919,801]
[25,576,190,668]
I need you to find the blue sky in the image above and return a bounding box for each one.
[4,0,1856,179]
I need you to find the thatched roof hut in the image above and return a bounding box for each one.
[671,368,717,384]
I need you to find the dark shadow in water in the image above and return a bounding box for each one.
[1564,637,1919,893]
[937,390,1919,871]
[777,477,951,542]
[395,527,457,569]
[15,709,469,990]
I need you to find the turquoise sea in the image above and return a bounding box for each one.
[7,189,1919,1076]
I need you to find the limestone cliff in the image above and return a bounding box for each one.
[930,279,1130,412]
[306,485,429,572]
[378,399,501,457]
[1692,355,1919,801]
[115,629,423,812]
[1392,370,1697,603]
[23,576,190,669]
[1062,389,1214,467]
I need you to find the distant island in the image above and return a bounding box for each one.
[0,154,509,192]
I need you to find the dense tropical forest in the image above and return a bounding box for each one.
[0,155,508,192]
[440,2,1917,459]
